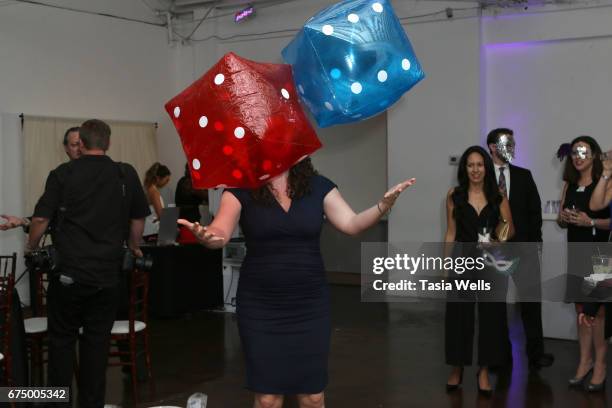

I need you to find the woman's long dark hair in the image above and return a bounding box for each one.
[252,157,317,205]
[562,135,603,184]
[144,162,171,188]
[452,145,502,214]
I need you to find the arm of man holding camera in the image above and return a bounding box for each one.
[128,218,145,258]
[26,217,50,252]
[27,168,63,251]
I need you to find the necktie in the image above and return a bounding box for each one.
[499,167,507,197]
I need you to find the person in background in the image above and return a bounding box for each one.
[27,119,149,407]
[142,162,171,239]
[557,136,610,392]
[445,145,515,397]
[589,148,612,215]
[486,128,554,371]
[175,163,209,223]
[1,127,81,231]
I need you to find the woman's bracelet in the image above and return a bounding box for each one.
[377,202,392,216]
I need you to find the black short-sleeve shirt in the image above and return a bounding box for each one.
[33,155,150,287]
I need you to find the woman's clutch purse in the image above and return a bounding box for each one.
[495,219,510,242]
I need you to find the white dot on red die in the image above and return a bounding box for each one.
[348,13,359,23]
[173,107,180,118]
[322,25,334,35]
[192,159,201,170]
[372,2,383,13]
[234,127,245,139]
[351,82,363,94]
[214,73,225,85]
[259,174,270,181]
[377,70,388,83]
[402,59,411,71]
[281,88,290,99]
[198,116,208,128]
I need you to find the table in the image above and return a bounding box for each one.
[142,245,223,318]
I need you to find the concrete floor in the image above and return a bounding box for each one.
[103,285,610,408]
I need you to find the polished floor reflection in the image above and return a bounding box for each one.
[104,285,609,407]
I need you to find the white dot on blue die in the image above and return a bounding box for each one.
[348,13,359,23]
[402,59,411,71]
[377,70,388,82]
[324,102,334,111]
[322,25,334,35]
[350,82,363,94]
[372,2,383,13]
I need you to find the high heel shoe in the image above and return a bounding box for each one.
[446,368,463,392]
[568,366,593,387]
[586,377,606,392]
[476,370,493,397]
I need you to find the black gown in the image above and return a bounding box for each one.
[445,192,510,367]
[564,182,612,336]
[226,175,336,394]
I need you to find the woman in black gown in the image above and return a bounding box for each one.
[444,146,515,396]
[557,136,611,391]
[179,158,415,408]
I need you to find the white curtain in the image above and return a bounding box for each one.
[23,115,158,214]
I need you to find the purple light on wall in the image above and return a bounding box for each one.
[234,5,255,23]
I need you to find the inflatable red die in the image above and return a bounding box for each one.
[165,52,322,189]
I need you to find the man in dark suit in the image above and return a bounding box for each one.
[487,128,554,370]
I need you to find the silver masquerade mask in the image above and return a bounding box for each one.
[496,134,515,163]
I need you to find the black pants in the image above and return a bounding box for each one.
[445,265,510,367]
[46,278,119,408]
[445,301,510,367]
[517,302,544,359]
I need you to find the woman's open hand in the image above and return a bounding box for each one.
[177,219,225,246]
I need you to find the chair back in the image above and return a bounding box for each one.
[29,266,49,317]
[128,268,149,335]
[0,253,17,385]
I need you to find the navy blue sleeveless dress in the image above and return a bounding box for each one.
[226,175,337,394]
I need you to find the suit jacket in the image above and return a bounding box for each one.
[508,164,542,242]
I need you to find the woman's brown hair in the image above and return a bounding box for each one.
[251,158,317,205]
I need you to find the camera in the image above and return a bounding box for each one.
[24,245,58,272]
[122,248,153,273]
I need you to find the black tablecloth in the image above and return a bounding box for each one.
[142,245,222,318]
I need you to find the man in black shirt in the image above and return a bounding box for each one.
[27,119,150,407]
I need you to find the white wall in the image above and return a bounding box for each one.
[388,3,482,244]
[0,1,175,303]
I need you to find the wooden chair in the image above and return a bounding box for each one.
[0,253,17,386]
[23,266,49,385]
[108,268,153,403]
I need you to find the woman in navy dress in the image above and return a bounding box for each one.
[179,158,415,408]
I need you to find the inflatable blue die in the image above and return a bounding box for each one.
[282,0,425,128]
